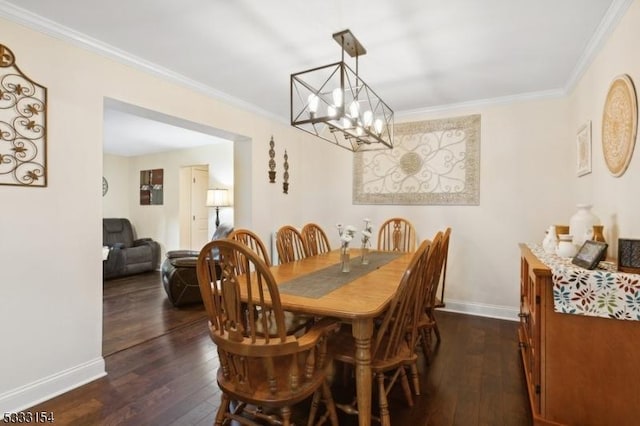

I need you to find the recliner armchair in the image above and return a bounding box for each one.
[161,223,233,306]
[103,218,161,280]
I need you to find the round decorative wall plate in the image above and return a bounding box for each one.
[602,74,638,177]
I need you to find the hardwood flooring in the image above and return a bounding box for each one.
[30,273,531,425]
[102,272,206,356]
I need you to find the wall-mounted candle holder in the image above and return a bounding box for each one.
[283,150,289,194]
[268,136,276,183]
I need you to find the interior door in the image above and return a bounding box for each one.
[190,167,210,250]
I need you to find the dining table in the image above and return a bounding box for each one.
[242,248,414,426]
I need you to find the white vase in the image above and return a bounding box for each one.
[542,226,558,254]
[569,204,600,247]
[556,234,578,258]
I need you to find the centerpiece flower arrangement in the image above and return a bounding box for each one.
[361,218,373,264]
[337,223,357,272]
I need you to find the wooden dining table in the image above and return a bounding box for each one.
[249,248,414,426]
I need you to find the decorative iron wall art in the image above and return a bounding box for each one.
[353,114,480,205]
[0,44,47,187]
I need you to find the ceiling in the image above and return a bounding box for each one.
[1,0,631,155]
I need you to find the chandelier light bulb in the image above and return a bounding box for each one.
[328,105,336,117]
[356,126,364,136]
[349,100,359,119]
[363,110,373,127]
[308,93,319,113]
[332,88,343,107]
[374,118,383,135]
[342,116,352,129]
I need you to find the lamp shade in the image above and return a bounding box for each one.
[206,188,230,207]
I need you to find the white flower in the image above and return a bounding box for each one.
[362,230,372,239]
[340,234,353,244]
[345,225,357,235]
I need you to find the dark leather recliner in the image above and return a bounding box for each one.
[103,218,161,280]
[161,223,233,307]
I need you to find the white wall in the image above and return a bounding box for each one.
[125,143,234,256]
[2,0,640,413]
[568,0,640,260]
[102,153,131,218]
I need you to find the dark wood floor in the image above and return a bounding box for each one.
[31,273,531,425]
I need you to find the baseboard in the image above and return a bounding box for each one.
[0,357,106,413]
[439,298,520,322]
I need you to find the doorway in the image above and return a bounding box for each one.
[179,165,210,250]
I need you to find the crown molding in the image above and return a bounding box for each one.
[396,88,566,119]
[0,0,286,124]
[563,0,634,93]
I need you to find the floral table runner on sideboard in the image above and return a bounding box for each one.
[527,244,640,321]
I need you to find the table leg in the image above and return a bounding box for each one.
[351,318,373,426]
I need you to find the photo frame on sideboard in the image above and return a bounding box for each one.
[572,240,608,270]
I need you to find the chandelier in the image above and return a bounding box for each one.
[290,29,394,152]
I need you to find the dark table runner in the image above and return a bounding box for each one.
[278,251,403,299]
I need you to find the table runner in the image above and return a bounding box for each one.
[527,244,640,321]
[278,251,403,299]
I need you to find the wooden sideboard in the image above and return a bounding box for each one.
[518,244,640,426]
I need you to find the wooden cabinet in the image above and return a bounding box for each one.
[518,244,640,426]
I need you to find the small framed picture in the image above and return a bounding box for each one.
[576,120,592,177]
[572,240,608,270]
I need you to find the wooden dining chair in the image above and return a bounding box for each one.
[329,239,431,425]
[227,228,272,272]
[435,227,452,310]
[415,231,445,364]
[276,225,306,264]
[228,228,314,336]
[196,239,340,426]
[423,229,450,346]
[301,223,331,256]
[377,217,417,252]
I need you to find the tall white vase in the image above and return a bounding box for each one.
[569,204,600,247]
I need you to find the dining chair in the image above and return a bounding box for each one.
[196,239,340,426]
[434,227,451,310]
[329,239,431,425]
[276,225,306,264]
[227,228,272,272]
[301,223,331,256]
[377,217,417,252]
[228,228,314,336]
[415,231,445,364]
[423,229,450,347]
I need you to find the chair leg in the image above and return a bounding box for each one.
[377,373,391,426]
[420,328,432,363]
[307,389,321,426]
[322,380,339,426]
[398,366,414,407]
[409,362,420,396]
[215,393,230,426]
[281,406,292,426]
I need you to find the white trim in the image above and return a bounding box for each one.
[0,0,285,125]
[563,0,634,93]
[396,89,566,119]
[0,357,106,413]
[0,0,632,121]
[439,299,520,322]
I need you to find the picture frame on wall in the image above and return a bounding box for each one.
[577,120,592,177]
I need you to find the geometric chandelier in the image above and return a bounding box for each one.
[290,29,394,152]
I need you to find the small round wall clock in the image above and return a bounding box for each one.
[102,176,109,196]
[602,74,638,177]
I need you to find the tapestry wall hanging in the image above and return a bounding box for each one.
[0,44,47,187]
[353,114,480,205]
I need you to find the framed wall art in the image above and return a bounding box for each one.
[353,114,480,205]
[576,120,592,177]
[0,44,47,187]
[602,74,638,177]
